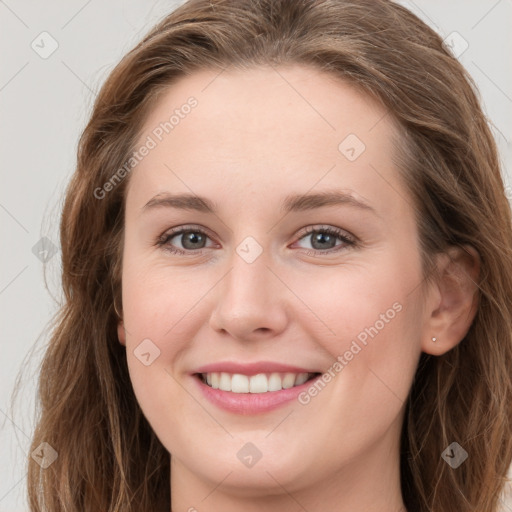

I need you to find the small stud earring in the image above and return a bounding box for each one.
[432,337,437,342]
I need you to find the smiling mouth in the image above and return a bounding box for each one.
[196,372,321,393]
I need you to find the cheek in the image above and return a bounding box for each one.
[289,264,422,472]
[121,256,202,341]
[119,260,190,421]
[295,252,421,355]
[295,248,424,413]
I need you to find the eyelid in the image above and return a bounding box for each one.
[156,224,216,251]
[290,225,358,255]
[157,224,216,240]
[295,224,357,243]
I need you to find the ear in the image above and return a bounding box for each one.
[117,320,126,346]
[421,245,480,356]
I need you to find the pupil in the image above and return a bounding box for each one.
[312,232,335,250]
[183,232,205,249]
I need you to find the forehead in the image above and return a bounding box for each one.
[126,65,409,221]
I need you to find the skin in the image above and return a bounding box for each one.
[117,65,479,512]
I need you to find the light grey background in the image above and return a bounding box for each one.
[1,1,511,510]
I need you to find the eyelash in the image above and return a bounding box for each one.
[155,225,357,257]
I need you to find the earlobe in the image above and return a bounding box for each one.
[422,245,480,356]
[117,321,126,346]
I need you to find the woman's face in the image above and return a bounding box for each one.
[118,65,433,505]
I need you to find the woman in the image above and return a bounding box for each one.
[27,0,512,511]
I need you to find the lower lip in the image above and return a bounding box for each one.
[194,375,321,415]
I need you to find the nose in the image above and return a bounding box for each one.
[209,246,289,342]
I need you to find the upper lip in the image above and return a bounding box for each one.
[193,361,320,376]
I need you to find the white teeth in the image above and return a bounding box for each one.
[202,371,312,393]
[249,373,267,393]
[219,372,232,391]
[231,374,249,393]
[294,373,309,386]
[268,373,282,391]
[282,373,296,389]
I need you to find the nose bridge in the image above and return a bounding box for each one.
[209,240,288,338]
[228,247,272,303]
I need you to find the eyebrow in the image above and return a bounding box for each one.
[142,190,376,215]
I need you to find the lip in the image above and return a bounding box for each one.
[192,361,318,376]
[192,368,322,415]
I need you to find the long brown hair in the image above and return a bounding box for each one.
[25,0,512,510]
